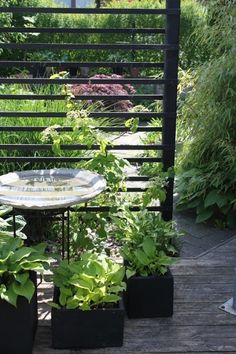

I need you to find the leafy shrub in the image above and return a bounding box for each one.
[112,208,180,277]
[176,0,236,227]
[71,74,136,111]
[0,0,59,72]
[1,0,208,74]
[0,205,26,241]
[105,0,208,70]
[0,237,50,306]
[51,252,126,310]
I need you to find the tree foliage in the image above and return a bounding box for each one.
[177,0,236,227]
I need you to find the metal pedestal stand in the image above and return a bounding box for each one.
[219,269,236,316]
[12,207,71,261]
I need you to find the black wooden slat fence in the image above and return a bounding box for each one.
[0,0,180,220]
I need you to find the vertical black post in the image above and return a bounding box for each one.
[13,209,16,237]
[62,211,65,260]
[67,208,70,263]
[95,0,101,8]
[71,0,76,8]
[161,0,180,221]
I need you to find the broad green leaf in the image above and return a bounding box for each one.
[59,291,68,307]
[102,294,120,303]
[69,278,93,291]
[108,267,125,284]
[2,237,22,257]
[126,268,136,279]
[109,285,126,293]
[159,266,168,275]
[79,273,95,290]
[10,247,34,263]
[89,291,101,303]
[32,243,47,254]
[66,298,80,309]
[2,284,17,307]
[75,288,86,298]
[134,249,150,266]
[0,234,14,245]
[14,272,29,285]
[0,205,12,217]
[80,303,91,311]
[48,301,61,309]
[22,253,49,263]
[215,194,229,208]
[142,237,156,258]
[60,286,72,297]
[21,262,45,272]
[158,252,173,266]
[185,198,201,209]
[204,190,228,208]
[8,262,21,273]
[0,219,10,228]
[0,250,14,264]
[196,207,214,223]
[0,284,6,295]
[12,278,35,302]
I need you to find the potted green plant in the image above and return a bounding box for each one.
[113,208,180,318]
[50,251,126,349]
[0,236,50,354]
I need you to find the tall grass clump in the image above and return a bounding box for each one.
[176,0,236,227]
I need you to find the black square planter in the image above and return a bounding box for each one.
[124,269,173,318]
[51,287,124,349]
[0,272,38,354]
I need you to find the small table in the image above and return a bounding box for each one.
[0,168,106,259]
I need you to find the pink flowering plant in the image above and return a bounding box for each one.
[71,74,136,111]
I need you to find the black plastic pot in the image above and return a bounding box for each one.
[124,269,174,318]
[0,272,38,354]
[51,287,124,349]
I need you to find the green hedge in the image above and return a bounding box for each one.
[0,0,208,74]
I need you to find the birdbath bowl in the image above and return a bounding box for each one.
[0,168,106,210]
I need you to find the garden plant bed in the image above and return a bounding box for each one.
[51,287,124,349]
[35,236,236,353]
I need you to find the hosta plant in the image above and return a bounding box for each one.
[0,205,26,242]
[112,208,181,277]
[51,251,126,310]
[0,237,50,307]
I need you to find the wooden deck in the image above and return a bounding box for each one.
[34,236,236,354]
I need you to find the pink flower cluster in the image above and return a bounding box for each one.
[72,74,136,111]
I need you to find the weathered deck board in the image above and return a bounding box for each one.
[33,236,236,354]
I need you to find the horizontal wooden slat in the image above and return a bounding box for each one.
[0,112,174,119]
[0,61,164,68]
[0,7,180,15]
[0,78,171,85]
[0,143,170,151]
[0,94,163,101]
[0,43,177,51]
[0,156,161,163]
[0,126,162,132]
[72,206,164,212]
[0,27,165,34]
